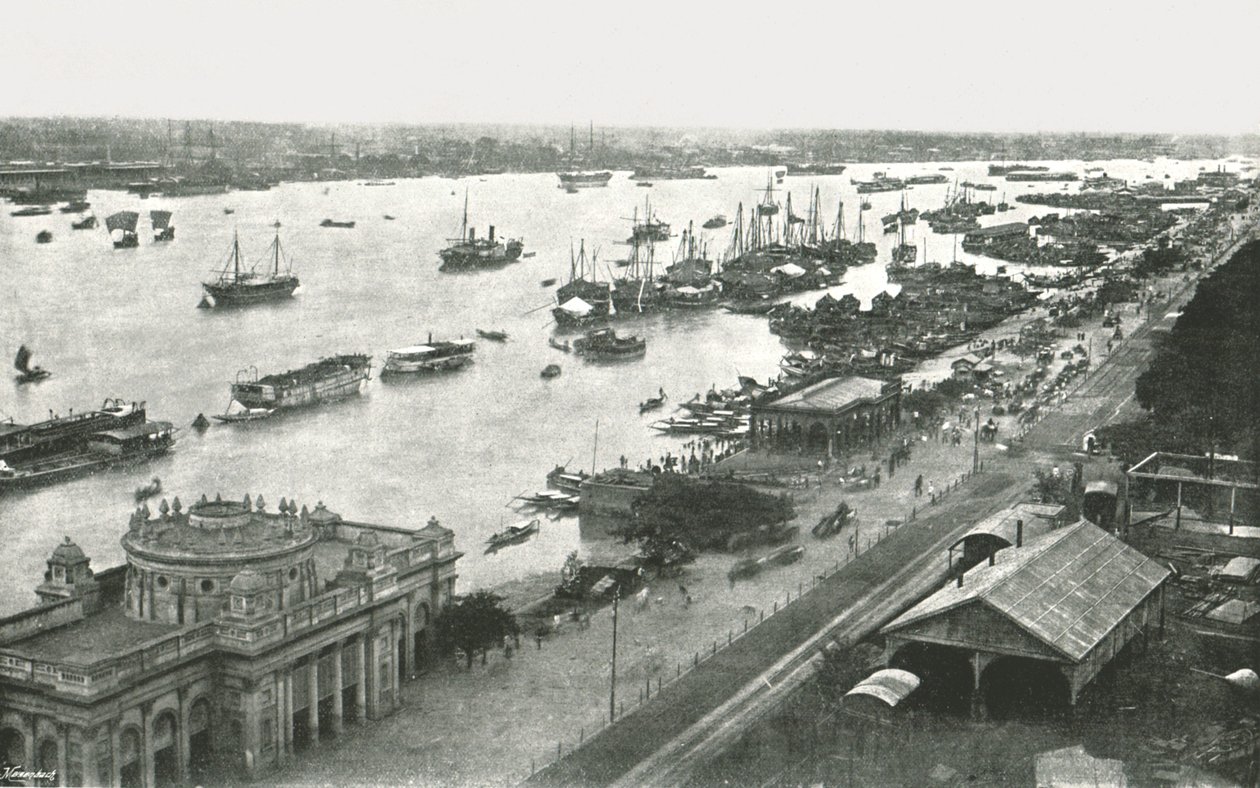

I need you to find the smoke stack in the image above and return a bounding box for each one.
[489,225,495,242]
[468,227,475,242]
[1016,519,1024,548]
[956,573,964,588]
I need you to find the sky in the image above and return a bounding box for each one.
[1,0,1257,134]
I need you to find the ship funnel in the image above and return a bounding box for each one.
[489,225,495,242]
[468,227,475,242]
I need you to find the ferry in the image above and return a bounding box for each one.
[0,398,149,458]
[381,340,475,375]
[221,355,371,417]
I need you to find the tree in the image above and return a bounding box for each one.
[435,590,519,669]
[555,551,586,599]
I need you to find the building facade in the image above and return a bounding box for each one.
[0,494,460,787]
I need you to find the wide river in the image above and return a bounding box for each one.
[0,157,1226,614]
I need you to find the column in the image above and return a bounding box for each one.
[330,644,344,735]
[283,668,294,755]
[109,722,121,787]
[364,631,378,720]
[275,672,289,765]
[354,636,367,722]
[80,730,97,788]
[56,725,67,787]
[177,690,190,783]
[141,705,155,788]
[969,652,984,721]
[242,688,260,773]
[306,656,320,745]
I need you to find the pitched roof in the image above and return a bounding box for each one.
[760,376,891,414]
[950,502,1065,550]
[885,520,1169,662]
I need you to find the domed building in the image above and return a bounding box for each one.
[0,494,460,786]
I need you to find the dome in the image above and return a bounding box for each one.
[51,536,87,564]
[229,569,266,595]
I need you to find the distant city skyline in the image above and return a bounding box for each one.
[2,0,1258,135]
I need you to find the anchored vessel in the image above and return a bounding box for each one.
[573,327,646,360]
[556,171,613,189]
[382,339,475,374]
[106,211,140,248]
[202,229,300,307]
[0,399,174,492]
[216,355,372,422]
[438,193,524,270]
[13,345,50,384]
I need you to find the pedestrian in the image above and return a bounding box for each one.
[914,475,923,497]
[535,630,543,650]
[873,469,881,488]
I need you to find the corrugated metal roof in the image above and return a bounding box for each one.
[886,520,1169,663]
[760,376,890,414]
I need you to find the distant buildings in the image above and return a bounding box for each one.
[0,495,460,786]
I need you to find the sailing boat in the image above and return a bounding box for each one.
[892,210,917,265]
[756,172,779,217]
[553,240,612,327]
[150,210,175,242]
[626,197,670,244]
[438,191,524,271]
[13,345,50,384]
[612,212,661,315]
[106,211,140,248]
[853,200,877,262]
[201,228,300,307]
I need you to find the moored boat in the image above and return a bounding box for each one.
[59,201,90,213]
[150,210,175,241]
[438,192,524,270]
[476,329,508,342]
[202,229,300,307]
[556,171,613,189]
[222,354,372,415]
[546,465,588,494]
[573,328,646,360]
[71,214,97,230]
[381,339,475,374]
[485,519,540,551]
[319,219,356,228]
[10,206,51,217]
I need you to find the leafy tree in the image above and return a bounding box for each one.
[555,551,586,599]
[435,590,520,669]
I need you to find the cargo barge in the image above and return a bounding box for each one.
[220,355,372,418]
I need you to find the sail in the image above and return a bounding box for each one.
[150,210,172,230]
[14,345,31,373]
[106,211,139,233]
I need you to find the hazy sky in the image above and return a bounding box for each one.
[2,0,1257,134]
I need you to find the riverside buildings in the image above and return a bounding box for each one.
[0,494,460,786]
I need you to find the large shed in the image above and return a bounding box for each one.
[947,502,1067,575]
[883,520,1169,715]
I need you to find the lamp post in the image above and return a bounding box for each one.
[972,406,980,474]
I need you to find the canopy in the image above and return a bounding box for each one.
[771,262,807,278]
[558,297,594,316]
[844,669,920,707]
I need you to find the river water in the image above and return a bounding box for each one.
[0,157,1226,614]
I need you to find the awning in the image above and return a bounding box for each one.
[558,297,594,316]
[844,669,920,707]
[771,262,807,278]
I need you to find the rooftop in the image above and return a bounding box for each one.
[886,520,1169,663]
[122,497,318,562]
[950,502,1065,551]
[9,605,179,665]
[759,376,892,414]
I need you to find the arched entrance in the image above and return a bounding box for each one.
[152,710,179,787]
[981,657,1071,719]
[187,698,212,782]
[889,643,972,714]
[413,603,431,674]
[118,727,142,788]
[0,728,24,773]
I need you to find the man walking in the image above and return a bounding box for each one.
[914,474,923,497]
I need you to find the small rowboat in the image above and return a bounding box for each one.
[639,392,667,413]
[213,408,275,423]
[477,329,509,342]
[485,519,540,552]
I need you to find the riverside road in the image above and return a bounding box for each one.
[530,220,1257,787]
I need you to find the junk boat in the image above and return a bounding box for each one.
[553,240,612,327]
[0,399,174,492]
[13,345,50,384]
[485,519,540,552]
[202,229,300,307]
[573,327,646,360]
[438,192,525,270]
[546,465,588,494]
[150,210,175,241]
[319,219,356,228]
[382,339,475,374]
[71,214,97,230]
[106,211,140,248]
[216,355,371,421]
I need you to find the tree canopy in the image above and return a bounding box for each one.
[435,590,519,668]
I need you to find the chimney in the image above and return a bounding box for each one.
[956,573,964,588]
[1016,519,1024,548]
[468,227,475,242]
[489,225,495,242]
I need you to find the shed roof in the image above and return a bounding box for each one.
[950,502,1065,551]
[759,376,891,415]
[886,520,1169,663]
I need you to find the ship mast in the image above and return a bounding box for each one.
[461,190,469,242]
[232,231,242,282]
[273,229,282,277]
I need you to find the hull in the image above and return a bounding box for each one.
[230,356,371,411]
[154,228,175,241]
[0,444,172,493]
[556,172,613,188]
[203,277,300,306]
[438,241,524,269]
[113,234,139,249]
[382,355,473,374]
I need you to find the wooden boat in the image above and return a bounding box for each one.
[319,219,356,228]
[213,408,275,423]
[134,476,162,502]
[382,340,475,374]
[485,519,540,551]
[522,252,537,258]
[541,364,562,379]
[639,391,667,413]
[223,355,371,415]
[573,328,646,360]
[150,210,175,241]
[224,208,235,215]
[546,466,588,494]
[476,329,509,342]
[13,345,50,384]
[702,215,727,229]
[724,300,778,315]
[71,215,97,230]
[202,229,300,307]
[60,201,90,213]
[383,214,396,220]
[106,211,140,248]
[517,490,576,509]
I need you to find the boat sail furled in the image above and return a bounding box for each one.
[150,210,175,241]
[201,229,300,307]
[106,211,140,248]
